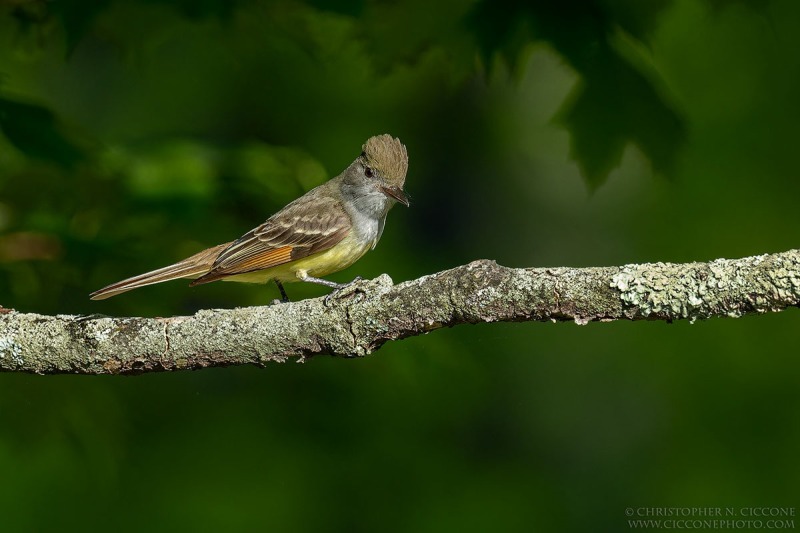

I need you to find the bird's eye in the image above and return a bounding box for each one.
[364,166,374,178]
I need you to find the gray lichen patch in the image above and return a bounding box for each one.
[3,250,800,374]
[612,261,732,320]
[611,252,800,321]
[0,335,23,367]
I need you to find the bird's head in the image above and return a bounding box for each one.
[343,134,409,207]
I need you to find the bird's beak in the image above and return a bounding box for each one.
[380,185,410,207]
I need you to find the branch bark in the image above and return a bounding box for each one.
[2,249,799,375]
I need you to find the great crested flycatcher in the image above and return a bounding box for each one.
[90,134,409,301]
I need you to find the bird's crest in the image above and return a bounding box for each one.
[361,134,408,187]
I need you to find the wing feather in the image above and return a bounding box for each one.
[190,190,351,286]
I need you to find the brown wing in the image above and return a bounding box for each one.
[190,191,351,285]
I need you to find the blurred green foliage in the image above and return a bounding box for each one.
[1,0,799,531]
[0,94,86,166]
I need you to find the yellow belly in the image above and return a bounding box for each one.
[221,233,373,284]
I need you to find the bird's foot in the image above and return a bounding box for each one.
[324,276,365,306]
[75,313,110,322]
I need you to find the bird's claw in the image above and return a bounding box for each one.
[324,276,365,306]
[75,313,109,322]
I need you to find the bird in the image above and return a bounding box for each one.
[90,134,409,302]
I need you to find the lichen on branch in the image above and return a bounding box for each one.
[2,249,799,375]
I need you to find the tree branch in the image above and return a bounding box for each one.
[2,249,799,375]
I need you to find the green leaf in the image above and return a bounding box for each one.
[0,96,86,168]
[306,0,366,17]
[705,0,772,12]
[141,0,238,19]
[47,0,240,55]
[599,0,673,43]
[555,46,686,189]
[48,0,111,56]
[467,0,685,187]
[467,0,534,76]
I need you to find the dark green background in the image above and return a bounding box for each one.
[1,0,798,531]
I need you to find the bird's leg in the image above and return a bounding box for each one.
[273,280,290,304]
[300,275,348,290]
[297,271,364,305]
